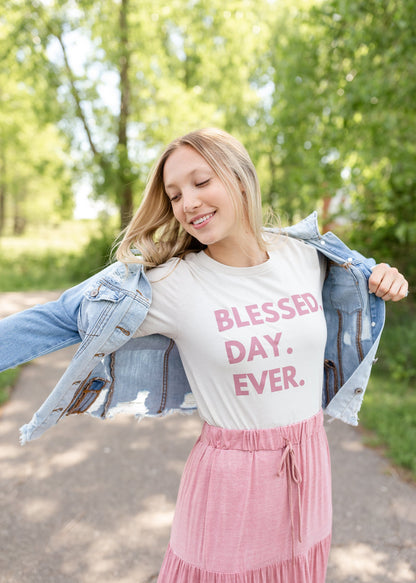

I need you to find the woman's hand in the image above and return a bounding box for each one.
[369,263,409,302]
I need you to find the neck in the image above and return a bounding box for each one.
[205,238,268,267]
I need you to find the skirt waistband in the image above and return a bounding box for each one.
[200,409,323,451]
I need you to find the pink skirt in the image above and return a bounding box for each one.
[158,410,332,582]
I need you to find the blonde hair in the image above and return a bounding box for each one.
[116,128,266,267]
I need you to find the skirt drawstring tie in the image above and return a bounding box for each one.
[277,440,303,553]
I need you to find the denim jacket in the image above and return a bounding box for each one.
[0,212,385,444]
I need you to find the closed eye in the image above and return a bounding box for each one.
[196,179,210,188]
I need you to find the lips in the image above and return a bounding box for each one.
[190,212,216,227]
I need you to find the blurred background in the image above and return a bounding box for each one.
[0,0,415,477]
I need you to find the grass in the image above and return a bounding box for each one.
[0,220,95,254]
[360,377,416,479]
[0,219,117,292]
[359,301,416,480]
[0,368,21,407]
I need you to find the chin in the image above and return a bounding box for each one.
[188,231,217,246]
[198,235,220,246]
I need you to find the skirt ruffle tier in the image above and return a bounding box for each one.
[159,535,331,583]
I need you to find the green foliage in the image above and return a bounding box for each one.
[360,301,416,478]
[0,368,21,407]
[360,380,416,479]
[306,0,416,287]
[66,227,117,283]
[0,220,116,291]
[2,0,274,228]
[2,0,415,286]
[0,5,74,235]
[0,79,74,234]
[377,304,416,385]
[0,250,78,291]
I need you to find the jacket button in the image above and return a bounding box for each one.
[354,388,364,395]
[90,289,99,297]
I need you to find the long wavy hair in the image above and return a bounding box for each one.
[116,128,266,268]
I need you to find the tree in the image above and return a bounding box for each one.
[3,0,414,289]
[309,0,416,281]
[3,0,273,228]
[254,0,415,286]
[0,71,72,235]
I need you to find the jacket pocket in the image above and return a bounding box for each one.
[327,262,364,314]
[84,283,125,303]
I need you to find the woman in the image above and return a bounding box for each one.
[0,128,408,582]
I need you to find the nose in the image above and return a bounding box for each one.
[182,188,201,213]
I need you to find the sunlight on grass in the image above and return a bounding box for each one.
[0,368,21,406]
[360,302,416,480]
[0,220,98,254]
[0,219,117,291]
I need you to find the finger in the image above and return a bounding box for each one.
[368,263,393,294]
[377,275,408,301]
[381,286,400,301]
[368,264,409,301]
[390,282,409,302]
[378,273,405,299]
[370,268,399,297]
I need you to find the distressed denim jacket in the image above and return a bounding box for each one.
[0,212,385,444]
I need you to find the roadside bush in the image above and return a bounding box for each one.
[0,368,21,406]
[0,228,117,292]
[375,301,416,383]
[360,300,416,478]
[66,228,117,283]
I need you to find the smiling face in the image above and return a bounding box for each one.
[163,145,247,250]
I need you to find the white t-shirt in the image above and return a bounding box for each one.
[134,235,327,429]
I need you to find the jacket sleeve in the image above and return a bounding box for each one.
[0,279,91,372]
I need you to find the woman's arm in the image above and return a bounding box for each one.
[0,278,90,372]
[368,263,409,302]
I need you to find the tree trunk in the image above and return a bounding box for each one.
[267,151,277,209]
[13,190,26,236]
[0,148,5,235]
[118,0,133,229]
